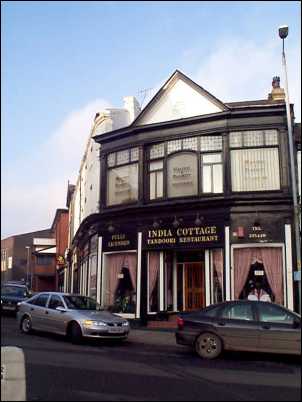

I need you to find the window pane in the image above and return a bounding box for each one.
[203,153,222,164]
[150,143,165,159]
[202,165,212,193]
[150,161,164,171]
[156,171,164,198]
[116,150,130,165]
[150,172,156,200]
[167,153,198,197]
[107,153,115,167]
[243,131,264,147]
[89,254,97,300]
[200,136,222,151]
[259,304,294,324]
[229,132,242,148]
[107,164,139,205]
[265,130,278,146]
[231,148,280,191]
[221,304,254,320]
[148,252,160,313]
[183,137,198,151]
[167,140,182,154]
[130,147,139,162]
[49,295,64,310]
[213,164,223,193]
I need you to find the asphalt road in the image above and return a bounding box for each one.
[1,315,301,401]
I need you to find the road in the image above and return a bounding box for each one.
[1,315,301,401]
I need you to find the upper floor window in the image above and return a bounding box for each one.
[148,135,223,200]
[230,130,280,192]
[107,147,139,206]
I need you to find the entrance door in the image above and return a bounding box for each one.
[185,263,205,311]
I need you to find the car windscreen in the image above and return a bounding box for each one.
[63,296,102,310]
[1,286,27,298]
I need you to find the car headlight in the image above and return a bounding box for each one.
[122,321,129,327]
[83,320,107,327]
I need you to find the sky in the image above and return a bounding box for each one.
[1,1,301,239]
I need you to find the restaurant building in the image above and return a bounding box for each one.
[66,70,301,322]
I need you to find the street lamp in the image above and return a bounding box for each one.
[279,25,301,313]
[25,246,30,288]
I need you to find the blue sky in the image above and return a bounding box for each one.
[1,1,301,238]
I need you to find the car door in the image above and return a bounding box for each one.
[256,303,301,354]
[30,293,50,331]
[44,295,68,335]
[214,302,260,352]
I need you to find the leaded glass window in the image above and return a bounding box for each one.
[183,137,198,151]
[167,140,182,154]
[200,136,222,151]
[150,143,165,159]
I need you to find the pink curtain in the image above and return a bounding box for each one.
[258,248,283,305]
[234,248,255,299]
[105,254,126,305]
[212,249,224,291]
[149,252,160,309]
[123,254,137,294]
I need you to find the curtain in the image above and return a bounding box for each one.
[105,254,126,305]
[149,252,160,310]
[212,249,224,291]
[259,248,283,305]
[124,254,137,294]
[233,248,255,300]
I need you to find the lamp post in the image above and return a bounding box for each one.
[279,25,301,313]
[25,246,30,288]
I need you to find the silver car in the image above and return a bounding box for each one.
[17,292,130,343]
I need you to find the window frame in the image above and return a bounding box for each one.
[229,129,282,193]
[147,134,224,202]
[106,147,140,207]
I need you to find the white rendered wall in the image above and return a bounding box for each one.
[138,77,223,125]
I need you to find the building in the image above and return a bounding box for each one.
[65,70,301,323]
[31,237,56,292]
[1,229,53,285]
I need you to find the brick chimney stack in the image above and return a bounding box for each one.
[268,76,285,101]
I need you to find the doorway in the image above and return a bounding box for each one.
[184,262,205,310]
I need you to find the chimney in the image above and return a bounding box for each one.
[123,96,141,124]
[268,76,285,101]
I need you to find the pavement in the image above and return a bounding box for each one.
[1,315,301,401]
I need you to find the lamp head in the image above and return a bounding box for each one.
[279,25,288,39]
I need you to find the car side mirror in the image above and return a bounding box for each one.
[56,306,67,313]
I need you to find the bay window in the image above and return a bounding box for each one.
[230,130,280,192]
[107,147,139,206]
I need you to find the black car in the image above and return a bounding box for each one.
[1,283,31,314]
[176,300,301,359]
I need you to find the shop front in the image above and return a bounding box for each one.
[142,219,225,319]
[230,214,294,310]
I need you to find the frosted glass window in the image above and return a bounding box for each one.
[265,130,279,146]
[202,153,223,193]
[150,161,164,171]
[116,150,130,165]
[107,164,138,205]
[183,137,198,151]
[107,153,115,167]
[203,165,212,193]
[131,147,139,162]
[231,148,280,191]
[243,131,264,147]
[229,132,243,148]
[167,153,198,197]
[213,165,223,193]
[203,154,222,164]
[167,140,182,154]
[200,136,222,151]
[150,143,165,159]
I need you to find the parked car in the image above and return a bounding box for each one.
[17,292,130,343]
[1,283,31,314]
[176,300,301,359]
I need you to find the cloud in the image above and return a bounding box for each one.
[191,36,301,121]
[1,98,111,238]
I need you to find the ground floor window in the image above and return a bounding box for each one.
[233,247,283,305]
[211,249,224,304]
[148,252,160,313]
[102,252,137,314]
[89,254,97,299]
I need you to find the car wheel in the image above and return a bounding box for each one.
[69,322,83,344]
[21,316,32,334]
[195,332,222,360]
